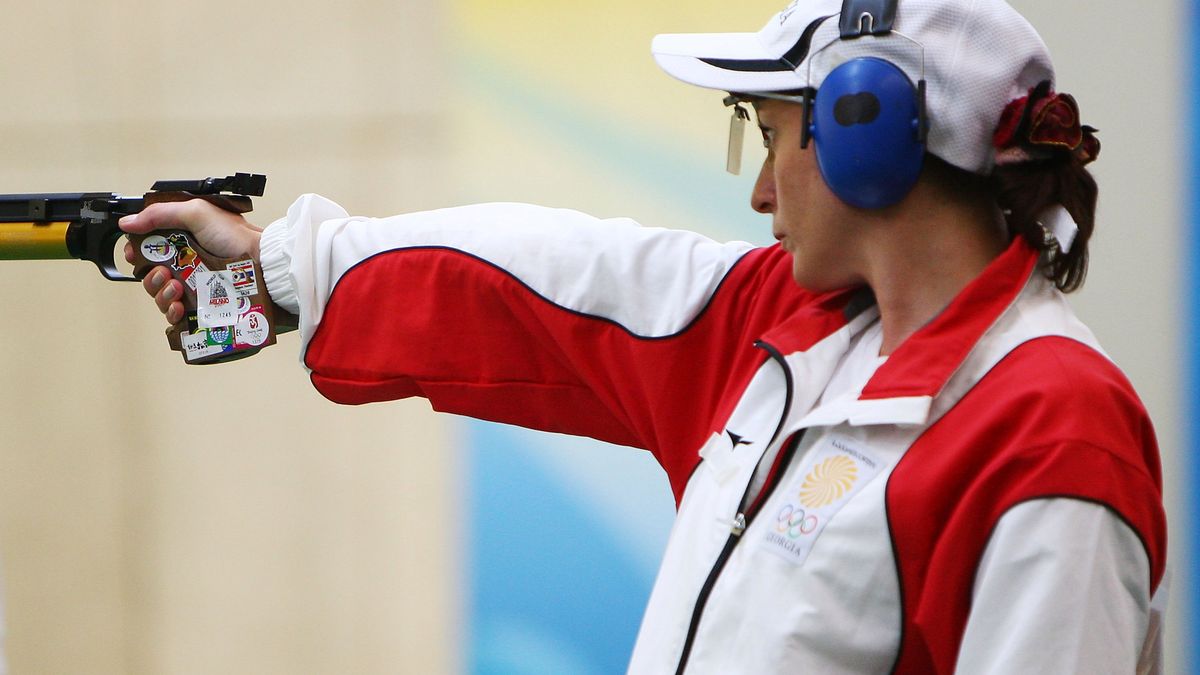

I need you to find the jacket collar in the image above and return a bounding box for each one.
[764,237,1040,429]
[860,236,1039,401]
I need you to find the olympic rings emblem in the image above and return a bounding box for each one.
[775,503,820,539]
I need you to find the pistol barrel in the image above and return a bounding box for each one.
[0,222,72,259]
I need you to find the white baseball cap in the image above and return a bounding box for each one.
[652,0,1054,174]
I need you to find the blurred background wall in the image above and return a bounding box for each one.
[0,0,1187,673]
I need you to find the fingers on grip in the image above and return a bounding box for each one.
[141,266,181,322]
[158,283,182,315]
[142,266,166,296]
[166,301,184,325]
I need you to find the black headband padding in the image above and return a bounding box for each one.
[839,0,898,37]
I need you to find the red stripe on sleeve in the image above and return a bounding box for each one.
[303,245,817,502]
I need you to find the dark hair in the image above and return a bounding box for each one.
[991,156,1097,293]
[923,153,1097,293]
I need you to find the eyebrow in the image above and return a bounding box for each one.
[750,97,780,120]
[753,105,771,129]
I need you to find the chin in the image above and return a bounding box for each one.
[790,258,858,293]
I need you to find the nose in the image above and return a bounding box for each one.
[751,160,775,214]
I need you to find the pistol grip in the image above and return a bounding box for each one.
[127,230,277,365]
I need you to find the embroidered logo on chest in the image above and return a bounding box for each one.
[760,435,883,565]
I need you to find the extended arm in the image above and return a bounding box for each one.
[260,195,762,465]
[124,194,792,489]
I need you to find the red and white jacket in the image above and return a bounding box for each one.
[259,195,1168,674]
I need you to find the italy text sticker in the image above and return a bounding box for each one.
[196,270,237,328]
[759,434,883,566]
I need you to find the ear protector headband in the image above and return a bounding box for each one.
[804,0,928,209]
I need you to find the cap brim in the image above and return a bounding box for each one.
[652,31,808,93]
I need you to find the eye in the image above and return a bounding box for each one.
[759,127,776,149]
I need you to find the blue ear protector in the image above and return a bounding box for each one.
[799,0,929,209]
[802,58,926,209]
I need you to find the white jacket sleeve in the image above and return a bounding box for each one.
[956,498,1159,674]
[257,194,755,353]
[253,194,793,480]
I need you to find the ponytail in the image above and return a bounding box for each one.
[991,81,1100,293]
[992,157,1097,292]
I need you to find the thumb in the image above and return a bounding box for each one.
[118,201,208,234]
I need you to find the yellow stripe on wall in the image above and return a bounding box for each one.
[450,2,785,142]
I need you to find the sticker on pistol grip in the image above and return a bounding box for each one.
[206,325,234,347]
[182,330,225,362]
[235,305,270,347]
[166,233,207,290]
[140,235,175,263]
[182,260,210,291]
[228,259,259,298]
[196,271,237,329]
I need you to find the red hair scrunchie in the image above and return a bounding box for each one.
[993,80,1100,166]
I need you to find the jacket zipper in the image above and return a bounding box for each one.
[673,518,742,675]
[674,433,803,674]
[674,342,797,674]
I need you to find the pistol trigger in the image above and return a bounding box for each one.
[97,229,136,281]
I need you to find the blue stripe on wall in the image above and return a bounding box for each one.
[1187,0,1200,666]
[1190,0,1200,663]
[466,422,668,674]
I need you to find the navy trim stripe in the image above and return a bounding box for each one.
[698,14,835,74]
[699,57,797,73]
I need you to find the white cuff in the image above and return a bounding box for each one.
[259,217,300,315]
